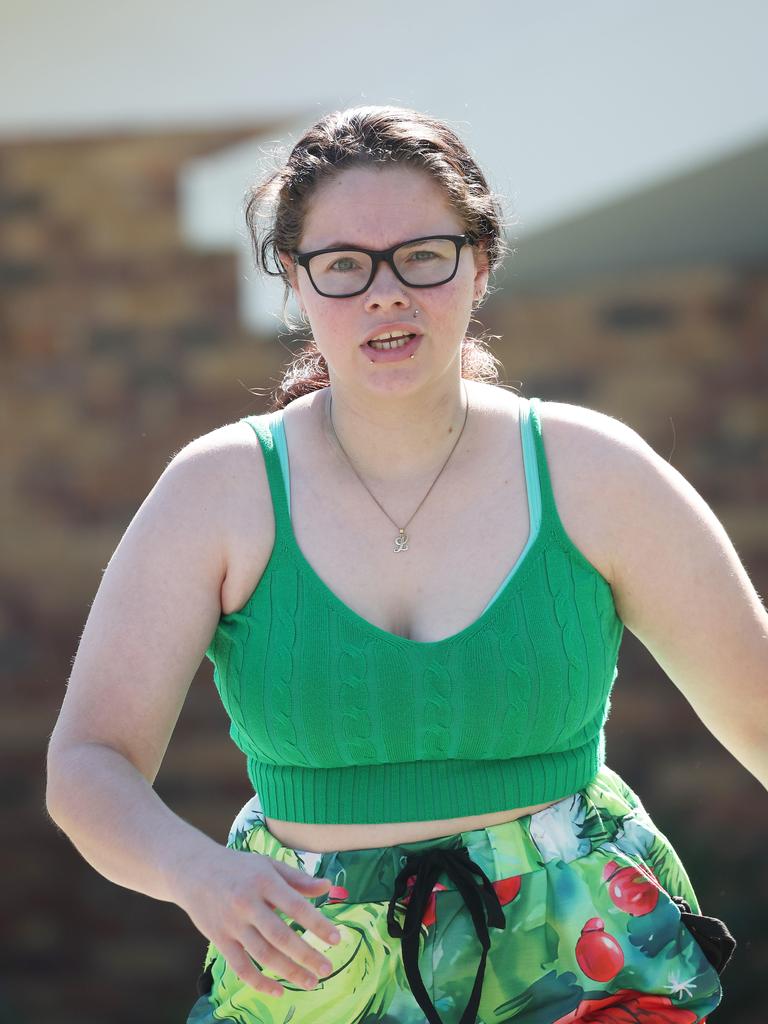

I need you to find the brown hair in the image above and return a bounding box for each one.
[244,105,516,409]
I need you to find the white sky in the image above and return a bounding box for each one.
[3,0,767,235]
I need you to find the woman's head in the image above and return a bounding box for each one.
[245,105,512,407]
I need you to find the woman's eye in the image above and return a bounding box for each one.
[329,257,359,272]
[407,250,439,261]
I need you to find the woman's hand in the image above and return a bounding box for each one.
[176,844,341,998]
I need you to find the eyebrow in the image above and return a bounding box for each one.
[310,234,445,252]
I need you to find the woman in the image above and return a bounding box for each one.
[45,106,762,1024]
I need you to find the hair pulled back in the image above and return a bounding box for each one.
[244,105,515,409]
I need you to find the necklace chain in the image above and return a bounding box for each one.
[326,379,470,553]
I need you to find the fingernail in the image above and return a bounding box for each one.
[329,929,341,942]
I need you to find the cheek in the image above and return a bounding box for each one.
[305,299,357,347]
[306,294,346,324]
[426,278,473,319]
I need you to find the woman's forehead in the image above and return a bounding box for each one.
[301,164,462,250]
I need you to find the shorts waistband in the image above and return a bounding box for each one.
[228,766,640,904]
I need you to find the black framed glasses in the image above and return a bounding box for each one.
[291,234,475,298]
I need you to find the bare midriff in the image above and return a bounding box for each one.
[265,796,570,854]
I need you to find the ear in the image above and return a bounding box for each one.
[278,249,301,293]
[278,250,308,317]
[472,239,490,302]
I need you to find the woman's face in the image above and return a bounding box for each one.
[280,164,489,396]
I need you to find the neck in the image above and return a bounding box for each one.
[322,377,471,485]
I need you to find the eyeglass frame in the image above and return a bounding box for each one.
[290,233,476,298]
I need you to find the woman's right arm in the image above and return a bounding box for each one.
[45,430,232,898]
[45,427,341,996]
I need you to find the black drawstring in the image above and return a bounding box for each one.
[386,845,506,1024]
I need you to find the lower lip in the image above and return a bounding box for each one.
[362,334,423,363]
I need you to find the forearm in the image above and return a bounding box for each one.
[45,742,220,906]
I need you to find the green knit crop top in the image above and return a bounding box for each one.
[204,395,625,824]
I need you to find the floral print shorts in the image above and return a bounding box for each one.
[186,764,734,1023]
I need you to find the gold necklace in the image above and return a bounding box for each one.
[326,379,470,553]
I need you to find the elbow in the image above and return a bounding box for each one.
[45,743,72,827]
[44,738,91,826]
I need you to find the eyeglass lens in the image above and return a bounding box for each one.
[308,238,460,296]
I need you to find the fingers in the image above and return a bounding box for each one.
[280,885,341,947]
[253,901,336,981]
[215,936,287,998]
[240,923,330,991]
[201,852,344,998]
[216,869,342,996]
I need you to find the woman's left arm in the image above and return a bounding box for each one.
[599,422,768,791]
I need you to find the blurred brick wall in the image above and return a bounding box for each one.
[1,130,766,1022]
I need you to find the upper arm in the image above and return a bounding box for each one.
[46,426,242,788]
[592,414,768,746]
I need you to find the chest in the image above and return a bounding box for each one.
[284,431,533,643]
[222,401,612,644]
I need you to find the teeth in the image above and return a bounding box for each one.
[370,330,412,342]
[368,331,415,350]
[369,335,412,350]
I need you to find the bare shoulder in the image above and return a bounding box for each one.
[524,393,655,589]
[171,412,273,545]
[533,397,648,456]
[480,383,643,455]
[170,415,271,501]
[170,415,265,466]
[536,399,762,634]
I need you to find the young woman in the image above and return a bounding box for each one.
[47,106,764,1024]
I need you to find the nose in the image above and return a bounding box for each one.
[364,258,412,311]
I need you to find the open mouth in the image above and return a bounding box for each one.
[363,333,423,362]
[367,333,418,351]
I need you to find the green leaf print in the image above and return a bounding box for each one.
[645,833,701,913]
[495,969,583,1023]
[626,896,682,957]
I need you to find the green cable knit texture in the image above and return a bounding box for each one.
[205,397,625,824]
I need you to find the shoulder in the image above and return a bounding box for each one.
[486,389,653,490]
[519,395,669,592]
[482,384,655,501]
[532,396,648,457]
[532,397,669,513]
[162,414,274,542]
[166,415,272,494]
[169,415,266,463]
[479,382,643,454]
[534,398,739,629]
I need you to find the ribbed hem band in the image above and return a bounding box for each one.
[246,736,603,825]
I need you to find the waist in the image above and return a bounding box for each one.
[265,796,567,853]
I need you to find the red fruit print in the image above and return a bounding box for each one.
[609,856,667,894]
[492,874,522,906]
[399,872,522,928]
[552,987,700,1022]
[575,917,624,982]
[400,874,448,929]
[327,884,350,903]
[603,859,659,916]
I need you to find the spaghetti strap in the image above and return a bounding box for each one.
[526,397,561,527]
[240,412,292,550]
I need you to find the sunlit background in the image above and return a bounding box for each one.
[2,2,767,1021]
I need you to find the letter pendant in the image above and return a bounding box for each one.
[394,528,409,553]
